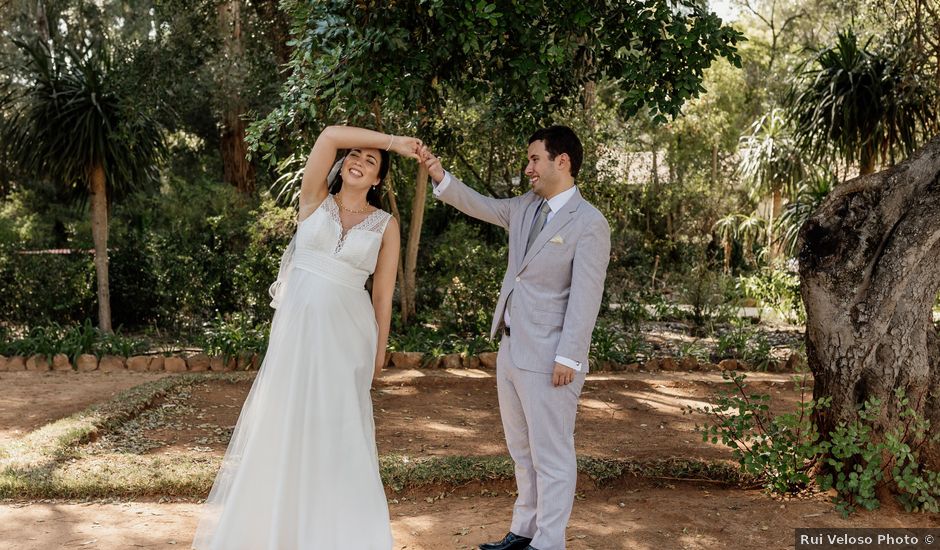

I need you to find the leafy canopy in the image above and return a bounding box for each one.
[250,0,744,163]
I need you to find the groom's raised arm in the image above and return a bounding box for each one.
[421,147,515,230]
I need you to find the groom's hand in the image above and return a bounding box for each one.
[419,145,445,183]
[552,362,575,386]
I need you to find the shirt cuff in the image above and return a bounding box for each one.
[555,355,582,372]
[432,171,452,196]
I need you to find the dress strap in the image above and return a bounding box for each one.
[360,210,393,235]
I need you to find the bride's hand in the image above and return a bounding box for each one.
[388,136,422,160]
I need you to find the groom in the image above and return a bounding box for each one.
[419,125,610,550]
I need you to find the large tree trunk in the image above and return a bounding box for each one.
[799,135,940,475]
[89,164,112,334]
[218,0,255,194]
[402,165,429,325]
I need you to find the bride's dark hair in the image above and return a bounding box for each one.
[328,149,390,209]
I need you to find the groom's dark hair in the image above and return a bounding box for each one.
[528,125,583,178]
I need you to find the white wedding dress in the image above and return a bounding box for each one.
[191,194,394,550]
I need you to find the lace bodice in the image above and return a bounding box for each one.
[296,194,392,274]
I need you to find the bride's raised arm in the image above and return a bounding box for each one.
[299,125,422,217]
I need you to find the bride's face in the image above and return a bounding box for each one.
[341,148,382,189]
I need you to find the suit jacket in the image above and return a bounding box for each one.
[435,174,611,374]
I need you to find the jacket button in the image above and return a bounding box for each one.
[515,276,520,282]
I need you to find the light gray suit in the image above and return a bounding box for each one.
[434,173,610,550]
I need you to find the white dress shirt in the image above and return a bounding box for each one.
[433,172,583,371]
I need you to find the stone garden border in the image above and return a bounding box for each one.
[0,351,805,373]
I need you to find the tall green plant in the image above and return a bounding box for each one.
[775,169,834,256]
[738,108,809,259]
[0,39,166,332]
[787,30,938,175]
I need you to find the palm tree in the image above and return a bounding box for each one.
[0,40,165,332]
[713,212,767,270]
[738,108,808,260]
[775,168,835,256]
[788,30,938,175]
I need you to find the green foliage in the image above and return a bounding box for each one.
[615,289,648,330]
[645,292,686,323]
[590,322,650,366]
[713,213,767,268]
[425,219,505,336]
[107,178,258,331]
[196,313,269,362]
[775,170,834,256]
[693,375,940,515]
[387,323,496,358]
[0,247,96,327]
[0,38,165,201]
[0,320,146,361]
[688,370,830,493]
[738,108,808,201]
[715,318,773,369]
[739,267,806,325]
[676,340,710,364]
[680,267,738,331]
[818,390,940,515]
[231,197,296,323]
[787,30,938,172]
[250,0,742,164]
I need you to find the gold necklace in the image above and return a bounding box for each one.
[335,195,371,214]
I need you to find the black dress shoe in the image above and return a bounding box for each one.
[522,546,541,550]
[479,532,533,550]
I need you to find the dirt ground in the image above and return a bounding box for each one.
[2,481,936,550]
[1,369,936,550]
[78,369,808,462]
[0,371,170,448]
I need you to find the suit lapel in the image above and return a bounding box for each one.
[519,188,582,272]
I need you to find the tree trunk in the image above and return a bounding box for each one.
[402,164,429,324]
[711,143,718,184]
[860,141,877,176]
[799,135,940,476]
[370,102,409,321]
[768,188,783,261]
[89,164,112,334]
[218,0,255,194]
[386,173,408,321]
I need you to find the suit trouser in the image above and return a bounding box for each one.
[496,335,586,550]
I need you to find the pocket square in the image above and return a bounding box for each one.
[549,235,564,244]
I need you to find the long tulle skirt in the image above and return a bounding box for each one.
[191,268,392,549]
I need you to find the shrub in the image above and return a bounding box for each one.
[590,322,650,366]
[0,247,96,327]
[688,370,828,493]
[739,267,805,325]
[715,318,773,369]
[819,390,940,515]
[196,313,270,361]
[231,196,296,324]
[424,219,505,336]
[691,374,940,515]
[0,320,147,360]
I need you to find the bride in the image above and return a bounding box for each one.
[191,126,421,549]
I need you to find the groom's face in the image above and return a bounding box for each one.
[525,140,560,198]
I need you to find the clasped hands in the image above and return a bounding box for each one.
[388,138,446,183]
